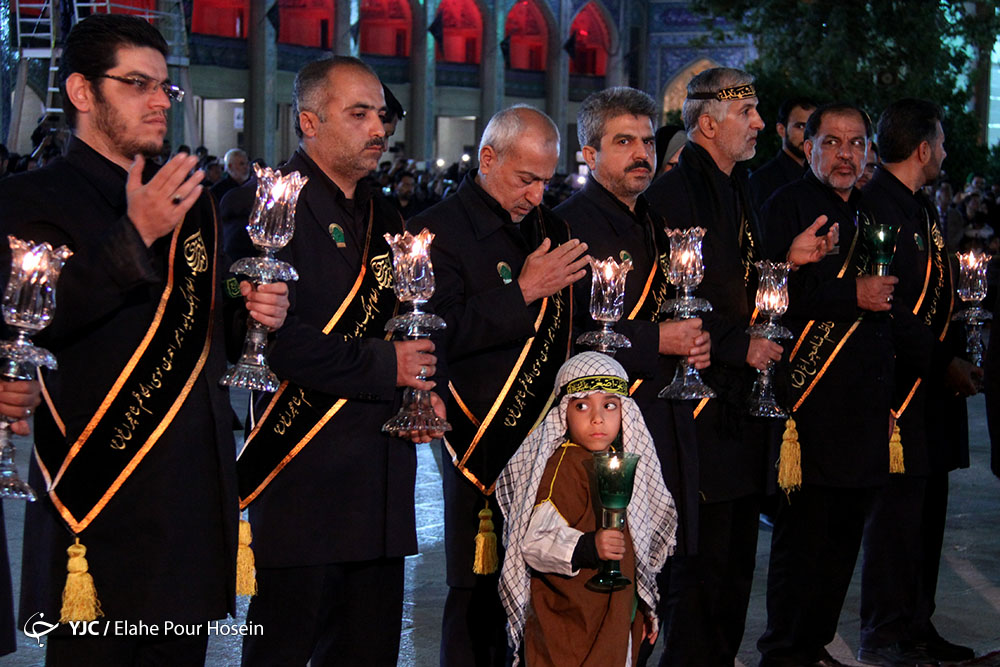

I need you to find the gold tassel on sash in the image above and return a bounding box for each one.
[236,519,258,596]
[60,538,102,622]
[777,418,802,496]
[889,424,905,474]
[473,502,498,575]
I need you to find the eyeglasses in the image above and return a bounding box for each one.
[92,74,185,103]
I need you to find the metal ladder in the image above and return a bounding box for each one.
[7,0,189,147]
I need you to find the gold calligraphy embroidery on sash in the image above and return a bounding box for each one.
[183,231,209,274]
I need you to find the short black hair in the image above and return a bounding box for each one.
[876,98,942,164]
[60,14,168,128]
[777,97,820,126]
[803,102,873,143]
[293,56,380,138]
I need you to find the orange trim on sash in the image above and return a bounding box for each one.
[456,299,548,470]
[237,203,377,498]
[45,210,217,533]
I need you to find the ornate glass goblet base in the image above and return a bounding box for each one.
[382,306,451,437]
[747,317,792,418]
[576,322,631,356]
[220,256,299,392]
[0,424,35,501]
[658,291,715,400]
[952,306,992,367]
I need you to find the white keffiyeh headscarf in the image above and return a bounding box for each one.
[496,352,677,663]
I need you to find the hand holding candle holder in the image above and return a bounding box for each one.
[0,236,73,501]
[864,220,899,277]
[952,250,992,367]
[577,256,632,356]
[220,164,307,392]
[381,228,452,436]
[585,450,639,592]
[747,261,792,418]
[659,227,716,399]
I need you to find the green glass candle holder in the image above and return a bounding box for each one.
[585,451,639,593]
[864,221,899,276]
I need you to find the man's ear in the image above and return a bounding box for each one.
[776,122,787,141]
[64,73,93,117]
[803,139,815,166]
[479,145,497,176]
[298,111,319,139]
[697,113,716,139]
[916,140,932,166]
[581,144,598,171]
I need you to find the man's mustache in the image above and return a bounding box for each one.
[626,160,653,173]
[366,137,386,150]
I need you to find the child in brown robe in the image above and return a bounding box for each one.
[497,352,677,666]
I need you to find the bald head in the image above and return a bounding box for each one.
[476,105,560,222]
[479,104,560,159]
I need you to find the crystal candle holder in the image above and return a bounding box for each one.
[659,227,715,400]
[747,260,792,418]
[382,228,451,436]
[0,236,73,501]
[220,164,307,392]
[952,250,992,366]
[577,256,632,356]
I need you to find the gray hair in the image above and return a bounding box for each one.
[479,104,560,158]
[293,56,379,138]
[577,86,657,149]
[681,67,755,136]
[223,148,247,169]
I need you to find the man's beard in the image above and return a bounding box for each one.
[93,91,162,160]
[786,139,805,160]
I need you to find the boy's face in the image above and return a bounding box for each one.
[566,393,623,452]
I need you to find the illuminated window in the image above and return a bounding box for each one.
[278,0,335,48]
[435,0,481,64]
[504,0,547,71]
[360,0,412,57]
[569,2,610,76]
[192,0,249,38]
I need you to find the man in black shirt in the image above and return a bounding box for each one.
[235,56,442,667]
[645,68,836,667]
[757,102,897,667]
[0,15,287,665]
[412,105,588,667]
[860,99,980,666]
[750,97,816,214]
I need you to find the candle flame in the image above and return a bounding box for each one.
[609,455,620,469]
[22,249,42,274]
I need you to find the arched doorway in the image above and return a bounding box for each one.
[435,0,482,64]
[277,0,334,49]
[504,0,547,71]
[662,58,719,120]
[568,1,610,76]
[191,0,248,37]
[360,0,412,58]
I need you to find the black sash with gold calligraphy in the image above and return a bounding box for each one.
[785,215,870,414]
[627,220,671,396]
[893,205,952,419]
[444,210,574,495]
[37,206,218,534]
[237,204,399,507]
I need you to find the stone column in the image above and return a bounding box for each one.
[334,0,353,55]
[247,0,277,166]
[476,4,503,142]
[409,0,436,161]
[546,5,570,172]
